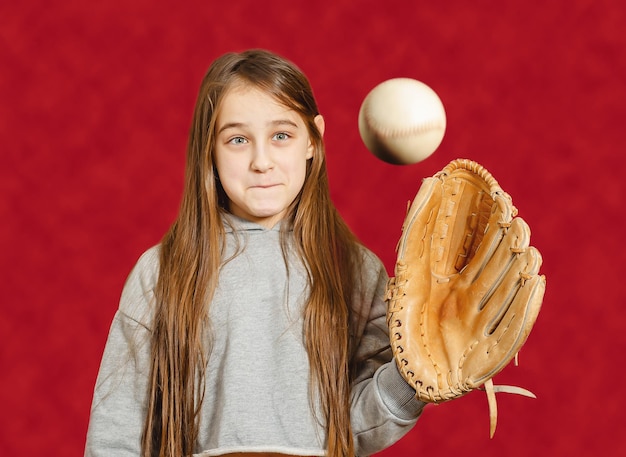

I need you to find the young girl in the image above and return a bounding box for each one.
[84,49,424,457]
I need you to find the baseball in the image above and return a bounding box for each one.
[358,78,446,165]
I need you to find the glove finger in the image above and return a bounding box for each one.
[392,176,442,300]
[477,244,543,331]
[470,256,545,384]
[463,245,544,384]
[461,218,536,356]
[388,177,443,392]
[396,176,442,262]
[495,246,544,337]
[462,217,531,312]
[459,192,516,283]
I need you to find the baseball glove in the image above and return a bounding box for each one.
[386,158,545,437]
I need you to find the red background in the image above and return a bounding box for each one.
[1,0,624,455]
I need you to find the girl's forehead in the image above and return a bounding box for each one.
[223,82,283,105]
[217,84,303,125]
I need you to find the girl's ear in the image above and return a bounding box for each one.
[314,114,325,137]
[307,115,325,159]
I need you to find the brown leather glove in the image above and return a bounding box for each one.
[386,158,546,437]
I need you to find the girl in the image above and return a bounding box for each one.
[84,49,424,457]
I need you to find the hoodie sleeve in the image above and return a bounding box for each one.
[350,250,425,456]
[84,247,160,457]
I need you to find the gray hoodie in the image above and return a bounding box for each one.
[84,215,424,456]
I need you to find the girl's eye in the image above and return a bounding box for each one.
[228,136,247,145]
[273,132,290,141]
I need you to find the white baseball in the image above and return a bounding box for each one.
[358,78,447,165]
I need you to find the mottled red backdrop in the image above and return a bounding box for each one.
[1,0,624,455]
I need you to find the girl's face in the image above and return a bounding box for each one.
[214,84,324,228]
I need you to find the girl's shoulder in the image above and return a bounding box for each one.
[117,244,162,327]
[353,243,389,302]
[356,243,387,278]
[126,245,162,288]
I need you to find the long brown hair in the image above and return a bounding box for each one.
[142,49,362,457]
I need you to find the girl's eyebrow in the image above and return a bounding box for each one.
[269,119,299,129]
[217,122,245,135]
[217,119,299,135]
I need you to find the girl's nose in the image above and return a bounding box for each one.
[251,143,274,172]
